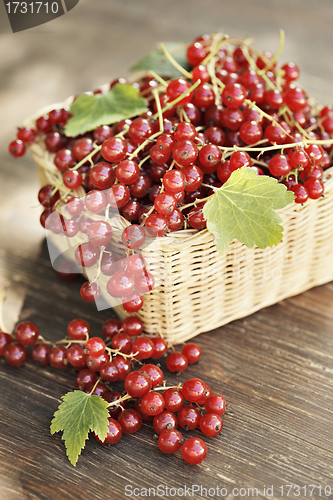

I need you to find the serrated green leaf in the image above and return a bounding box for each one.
[203,166,295,254]
[64,84,148,137]
[130,42,191,78]
[51,390,109,466]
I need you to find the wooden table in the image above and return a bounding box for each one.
[1,1,333,499]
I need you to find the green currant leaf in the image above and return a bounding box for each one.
[64,84,148,137]
[130,42,191,78]
[50,390,109,466]
[203,166,295,254]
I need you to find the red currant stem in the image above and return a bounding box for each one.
[55,337,88,345]
[244,99,294,140]
[0,283,9,333]
[90,246,105,284]
[152,88,164,134]
[251,159,270,169]
[151,80,201,120]
[178,194,214,212]
[88,377,101,396]
[294,121,313,140]
[210,58,222,106]
[71,144,101,172]
[201,183,217,189]
[107,393,132,407]
[127,128,164,161]
[159,43,192,79]
[140,205,156,226]
[138,154,151,169]
[218,137,333,155]
[105,346,139,359]
[241,42,275,90]
[200,33,228,67]
[148,70,168,87]
[37,335,53,346]
[179,107,191,123]
[258,29,285,76]
[153,382,182,391]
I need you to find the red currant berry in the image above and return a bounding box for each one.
[182,343,202,364]
[9,139,26,157]
[141,391,165,416]
[289,149,310,170]
[222,83,246,108]
[122,225,146,249]
[281,62,299,81]
[181,437,207,464]
[87,220,113,247]
[303,178,324,199]
[166,209,185,231]
[80,282,101,302]
[0,332,13,355]
[118,409,142,434]
[192,64,209,84]
[291,184,309,203]
[126,254,147,276]
[122,291,144,313]
[108,270,135,297]
[66,197,84,216]
[90,162,116,189]
[199,413,223,437]
[100,361,119,383]
[163,388,184,413]
[229,151,251,171]
[107,183,130,208]
[75,242,99,268]
[153,410,178,435]
[193,83,215,109]
[63,170,82,190]
[132,337,155,360]
[205,394,226,415]
[102,318,121,339]
[116,160,140,185]
[93,125,113,145]
[178,405,200,431]
[151,337,168,359]
[239,120,263,145]
[156,133,175,154]
[112,355,131,381]
[38,185,60,208]
[145,213,168,237]
[49,346,68,369]
[122,317,143,337]
[172,140,198,167]
[101,137,127,163]
[166,352,188,373]
[85,190,107,213]
[86,351,108,371]
[75,369,98,390]
[68,318,90,341]
[125,370,152,398]
[4,342,27,367]
[85,337,106,357]
[111,332,132,354]
[67,345,86,368]
[139,364,164,388]
[17,127,37,143]
[96,417,122,444]
[182,378,207,403]
[15,321,39,346]
[284,86,306,111]
[166,78,193,106]
[264,123,286,145]
[134,397,154,421]
[159,429,184,454]
[269,154,292,177]
[187,42,207,66]
[31,343,51,367]
[84,381,108,397]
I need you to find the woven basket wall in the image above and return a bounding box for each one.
[26,104,333,343]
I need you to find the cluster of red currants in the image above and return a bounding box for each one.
[8,33,333,312]
[0,315,226,465]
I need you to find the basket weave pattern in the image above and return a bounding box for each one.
[27,105,333,343]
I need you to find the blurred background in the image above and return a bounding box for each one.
[1,0,333,327]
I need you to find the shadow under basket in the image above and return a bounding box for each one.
[27,104,333,344]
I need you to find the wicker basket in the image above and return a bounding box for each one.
[26,103,333,344]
